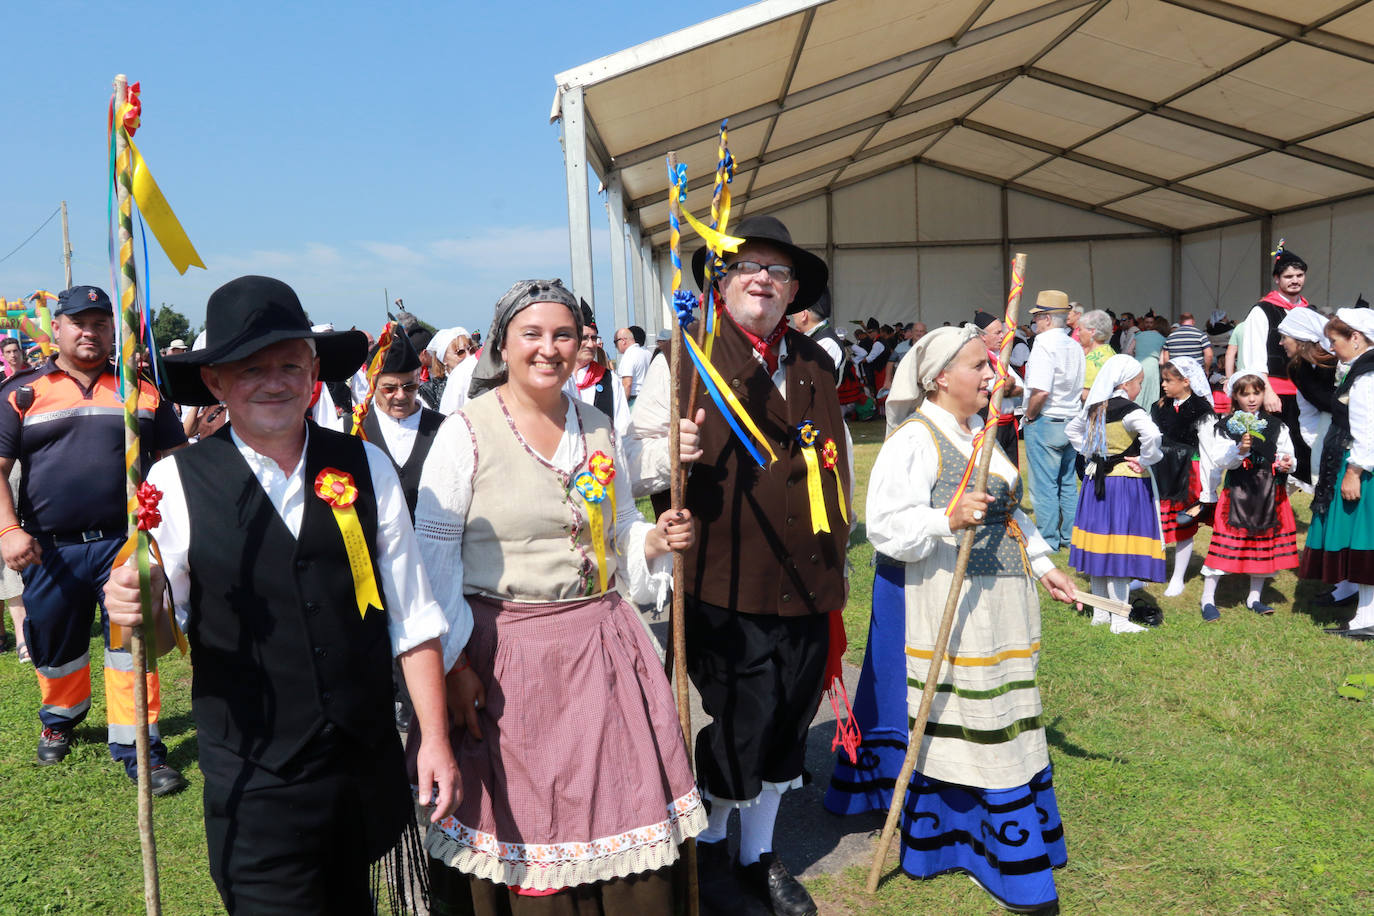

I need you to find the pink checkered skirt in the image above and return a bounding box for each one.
[424,591,705,891]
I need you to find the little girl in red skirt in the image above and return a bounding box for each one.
[1151,357,1216,597]
[1197,372,1299,620]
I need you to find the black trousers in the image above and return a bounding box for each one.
[202,726,410,915]
[685,598,829,802]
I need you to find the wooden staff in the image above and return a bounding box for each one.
[665,150,700,916]
[865,252,1027,894]
[113,72,163,916]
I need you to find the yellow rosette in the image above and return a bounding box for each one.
[314,468,383,619]
[573,469,611,594]
[588,450,617,540]
[795,420,831,534]
[821,437,849,525]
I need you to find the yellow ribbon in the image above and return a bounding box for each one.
[573,469,611,593]
[682,206,745,255]
[314,468,383,618]
[332,505,384,618]
[127,136,205,275]
[683,331,778,466]
[796,421,830,534]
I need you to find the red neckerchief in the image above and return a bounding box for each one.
[725,310,787,374]
[1261,289,1308,310]
[575,362,606,390]
[309,380,322,409]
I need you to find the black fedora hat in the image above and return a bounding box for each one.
[690,215,828,315]
[164,275,368,406]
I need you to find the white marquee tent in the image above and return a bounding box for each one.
[552,0,1374,333]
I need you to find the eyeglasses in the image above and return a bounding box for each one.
[378,383,420,395]
[725,260,795,283]
[582,334,601,342]
[614,336,629,344]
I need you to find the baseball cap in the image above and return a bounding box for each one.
[54,286,114,318]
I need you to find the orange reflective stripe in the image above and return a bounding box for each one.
[37,662,91,710]
[103,666,161,726]
[23,369,162,419]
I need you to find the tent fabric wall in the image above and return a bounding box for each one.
[1181,223,1262,319]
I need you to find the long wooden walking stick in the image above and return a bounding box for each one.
[665,150,700,916]
[865,253,1028,894]
[112,72,162,916]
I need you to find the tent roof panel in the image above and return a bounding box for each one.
[867,90,983,145]
[1171,44,1374,142]
[735,171,842,220]
[1074,114,1262,180]
[1108,188,1250,229]
[970,0,1058,31]
[583,19,801,153]
[619,121,771,201]
[1241,0,1355,23]
[969,75,1135,148]
[914,8,1083,99]
[788,0,972,92]
[1181,152,1374,210]
[753,134,866,187]
[1326,4,1374,43]
[837,136,939,183]
[1036,0,1275,102]
[1303,118,1374,166]
[1017,158,1150,204]
[766,69,916,148]
[922,125,1053,179]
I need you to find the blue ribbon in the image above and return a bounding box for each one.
[673,289,696,327]
[682,336,768,467]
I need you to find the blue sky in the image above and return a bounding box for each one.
[3,0,741,337]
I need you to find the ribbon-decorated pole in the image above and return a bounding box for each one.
[665,150,700,916]
[113,72,163,916]
[865,252,1028,894]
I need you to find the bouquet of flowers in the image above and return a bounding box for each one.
[1226,410,1268,441]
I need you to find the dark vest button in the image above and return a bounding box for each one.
[810,554,818,563]
[295,559,309,570]
[781,593,791,602]
[786,517,795,526]
[305,601,321,615]
[321,691,332,703]
[808,591,817,600]
[314,647,327,658]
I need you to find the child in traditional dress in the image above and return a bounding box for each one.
[1068,354,1165,634]
[1151,357,1215,597]
[1197,372,1298,620]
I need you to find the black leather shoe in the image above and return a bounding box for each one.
[738,852,818,916]
[36,727,72,765]
[696,840,770,916]
[1315,590,1357,607]
[145,764,189,797]
[1330,625,1374,642]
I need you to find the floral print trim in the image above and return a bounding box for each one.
[426,787,707,891]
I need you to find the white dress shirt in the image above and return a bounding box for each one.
[1024,327,1086,418]
[144,426,464,669]
[371,406,422,465]
[1347,372,1374,471]
[616,344,654,398]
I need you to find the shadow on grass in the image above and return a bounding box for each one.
[1044,716,1120,763]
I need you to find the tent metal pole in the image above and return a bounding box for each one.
[560,85,596,304]
[606,173,631,332]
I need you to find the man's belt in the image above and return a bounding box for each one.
[35,528,123,548]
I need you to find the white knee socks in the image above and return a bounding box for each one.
[738,788,782,866]
[1165,538,1193,597]
[1247,576,1267,608]
[1200,568,1220,607]
[698,799,732,845]
[1106,577,1145,633]
[1089,576,1110,625]
[1351,585,1374,630]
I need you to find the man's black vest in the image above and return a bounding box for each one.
[359,407,445,519]
[808,323,846,382]
[1255,300,1292,381]
[176,424,393,773]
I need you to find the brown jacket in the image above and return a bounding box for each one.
[658,318,851,616]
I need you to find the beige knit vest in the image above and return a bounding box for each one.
[461,391,620,602]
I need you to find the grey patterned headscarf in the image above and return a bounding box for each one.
[468,279,582,399]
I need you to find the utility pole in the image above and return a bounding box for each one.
[60,200,73,288]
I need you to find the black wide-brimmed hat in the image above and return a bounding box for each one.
[371,326,422,375]
[690,215,828,315]
[164,275,368,406]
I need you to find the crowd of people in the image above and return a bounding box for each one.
[3,225,1370,915]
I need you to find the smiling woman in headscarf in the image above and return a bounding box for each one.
[1277,306,1338,475]
[1066,353,1165,633]
[825,326,1077,915]
[411,279,706,913]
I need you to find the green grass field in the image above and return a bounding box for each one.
[1,422,1371,914]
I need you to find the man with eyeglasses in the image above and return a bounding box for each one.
[631,215,850,916]
[351,331,445,519]
[613,325,652,405]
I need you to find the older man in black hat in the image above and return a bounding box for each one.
[788,287,846,382]
[350,331,446,519]
[104,275,472,915]
[0,284,187,790]
[631,216,850,916]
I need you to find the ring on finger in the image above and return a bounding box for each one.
[972,509,984,520]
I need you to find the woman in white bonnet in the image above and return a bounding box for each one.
[824,325,1076,914]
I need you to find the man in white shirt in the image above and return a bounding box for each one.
[1021,290,1086,551]
[103,276,476,915]
[613,325,653,403]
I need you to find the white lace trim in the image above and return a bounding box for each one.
[425,787,707,890]
[705,776,805,809]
